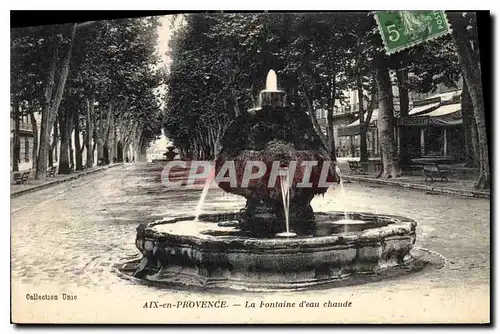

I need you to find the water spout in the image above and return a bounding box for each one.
[194,167,215,222]
[276,165,297,238]
[265,69,278,91]
[257,69,287,109]
[335,165,350,222]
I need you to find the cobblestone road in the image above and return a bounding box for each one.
[11,163,490,323]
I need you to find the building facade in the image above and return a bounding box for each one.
[10,111,98,172]
[10,115,35,171]
[315,82,464,161]
[397,90,463,160]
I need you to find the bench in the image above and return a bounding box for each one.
[47,166,57,177]
[13,171,30,184]
[347,160,365,174]
[423,163,450,182]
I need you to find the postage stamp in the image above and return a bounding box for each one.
[374,11,452,55]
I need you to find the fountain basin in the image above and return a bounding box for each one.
[124,212,418,291]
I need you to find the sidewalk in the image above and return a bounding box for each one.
[342,173,490,199]
[335,157,489,199]
[10,163,123,198]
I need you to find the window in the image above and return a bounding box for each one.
[24,138,29,162]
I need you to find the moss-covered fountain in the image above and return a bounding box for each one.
[117,70,422,291]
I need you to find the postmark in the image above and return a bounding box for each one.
[374,11,452,55]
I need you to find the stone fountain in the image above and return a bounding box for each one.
[164,145,177,161]
[118,70,420,291]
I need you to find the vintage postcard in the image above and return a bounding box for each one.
[10,10,490,324]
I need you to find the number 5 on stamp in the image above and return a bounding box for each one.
[375,11,452,55]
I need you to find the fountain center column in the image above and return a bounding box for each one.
[259,69,287,109]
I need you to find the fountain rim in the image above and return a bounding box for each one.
[137,211,417,248]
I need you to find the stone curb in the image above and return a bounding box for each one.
[10,163,123,198]
[342,175,490,200]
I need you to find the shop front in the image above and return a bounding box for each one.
[397,102,463,162]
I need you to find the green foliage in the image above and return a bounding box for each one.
[164,13,373,155]
[11,24,74,113]
[11,12,462,163]
[12,17,164,157]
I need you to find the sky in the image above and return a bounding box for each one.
[148,14,183,152]
[156,14,184,69]
[153,14,185,109]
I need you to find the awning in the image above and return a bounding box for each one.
[338,109,378,137]
[408,102,440,116]
[399,103,462,127]
[420,103,461,117]
[402,90,461,117]
[422,103,462,126]
[426,90,462,103]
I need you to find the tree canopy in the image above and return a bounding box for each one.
[11,16,165,176]
[163,12,462,161]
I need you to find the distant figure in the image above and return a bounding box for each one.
[132,156,135,163]
[125,157,129,163]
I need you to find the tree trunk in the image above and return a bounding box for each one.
[449,12,489,189]
[299,80,329,150]
[326,74,337,161]
[12,100,20,172]
[376,59,401,178]
[121,140,129,162]
[470,116,479,166]
[362,88,378,160]
[103,143,110,164]
[35,24,76,180]
[35,47,57,179]
[358,85,368,162]
[49,24,76,128]
[30,112,38,169]
[106,114,114,163]
[48,143,53,168]
[69,128,74,168]
[396,68,411,165]
[92,130,97,157]
[85,95,95,168]
[74,106,83,171]
[96,136,104,165]
[58,108,71,174]
[139,137,148,161]
[461,78,477,167]
[59,94,77,174]
[48,119,59,167]
[113,128,118,162]
[97,102,113,165]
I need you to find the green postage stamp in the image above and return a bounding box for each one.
[374,11,452,55]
